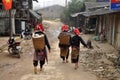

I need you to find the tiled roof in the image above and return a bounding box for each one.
[82,9,119,17]
[71,12,87,17]
[29,9,41,20]
[85,2,109,11]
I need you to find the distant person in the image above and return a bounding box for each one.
[71,28,87,69]
[8,35,15,52]
[78,27,82,32]
[87,39,93,49]
[21,30,25,38]
[32,23,51,74]
[58,25,71,63]
[99,32,105,42]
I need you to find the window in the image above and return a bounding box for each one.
[0,3,3,9]
[22,1,29,10]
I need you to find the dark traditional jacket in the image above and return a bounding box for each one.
[71,35,87,48]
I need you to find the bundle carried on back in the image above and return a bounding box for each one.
[59,32,70,45]
[32,33,45,50]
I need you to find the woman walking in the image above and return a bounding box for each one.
[32,23,51,74]
[58,25,71,63]
[71,28,87,69]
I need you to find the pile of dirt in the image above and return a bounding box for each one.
[80,49,120,80]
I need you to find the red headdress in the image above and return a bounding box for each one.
[74,28,80,35]
[35,23,44,32]
[61,25,69,31]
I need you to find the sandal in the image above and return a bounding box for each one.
[66,60,69,63]
[74,66,79,70]
[63,60,65,63]
[40,68,44,71]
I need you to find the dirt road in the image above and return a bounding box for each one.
[0,20,98,80]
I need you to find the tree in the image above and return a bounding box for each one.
[61,0,95,25]
[61,0,84,25]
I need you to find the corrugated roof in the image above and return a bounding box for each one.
[29,9,41,20]
[84,2,120,16]
[0,10,16,18]
[71,12,87,17]
[71,2,120,17]
[82,9,120,17]
[85,2,109,11]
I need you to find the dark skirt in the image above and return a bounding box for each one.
[71,55,79,63]
[71,47,79,63]
[33,48,47,61]
[60,47,69,57]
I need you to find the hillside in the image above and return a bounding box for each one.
[37,5,65,19]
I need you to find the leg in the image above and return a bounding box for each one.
[8,47,10,53]
[8,45,12,53]
[60,47,65,63]
[61,56,65,63]
[40,60,45,71]
[33,60,38,74]
[74,55,79,70]
[75,62,79,69]
[66,49,69,63]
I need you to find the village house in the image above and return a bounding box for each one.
[84,2,120,50]
[71,2,120,50]
[0,0,41,36]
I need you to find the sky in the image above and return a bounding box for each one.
[33,0,71,10]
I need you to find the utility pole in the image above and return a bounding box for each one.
[9,9,13,36]
[65,0,67,7]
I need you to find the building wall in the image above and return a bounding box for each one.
[0,19,6,35]
[0,19,10,35]
[98,16,102,34]
[115,13,120,49]
[107,14,116,47]
[96,0,109,2]
[111,15,116,46]
[97,12,120,50]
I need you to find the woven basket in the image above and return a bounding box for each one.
[32,34,45,50]
[59,33,70,45]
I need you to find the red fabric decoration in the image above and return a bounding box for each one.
[35,23,44,32]
[74,28,80,35]
[61,25,69,31]
[2,0,12,10]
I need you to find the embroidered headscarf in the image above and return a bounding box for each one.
[61,25,69,31]
[74,28,80,35]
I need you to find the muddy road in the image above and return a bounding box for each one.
[0,20,98,80]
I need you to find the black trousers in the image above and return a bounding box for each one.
[33,60,45,68]
[61,49,69,61]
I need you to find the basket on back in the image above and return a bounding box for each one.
[59,32,70,45]
[32,33,45,51]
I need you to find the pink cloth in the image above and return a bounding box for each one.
[33,51,47,61]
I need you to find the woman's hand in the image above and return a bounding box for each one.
[49,49,51,53]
